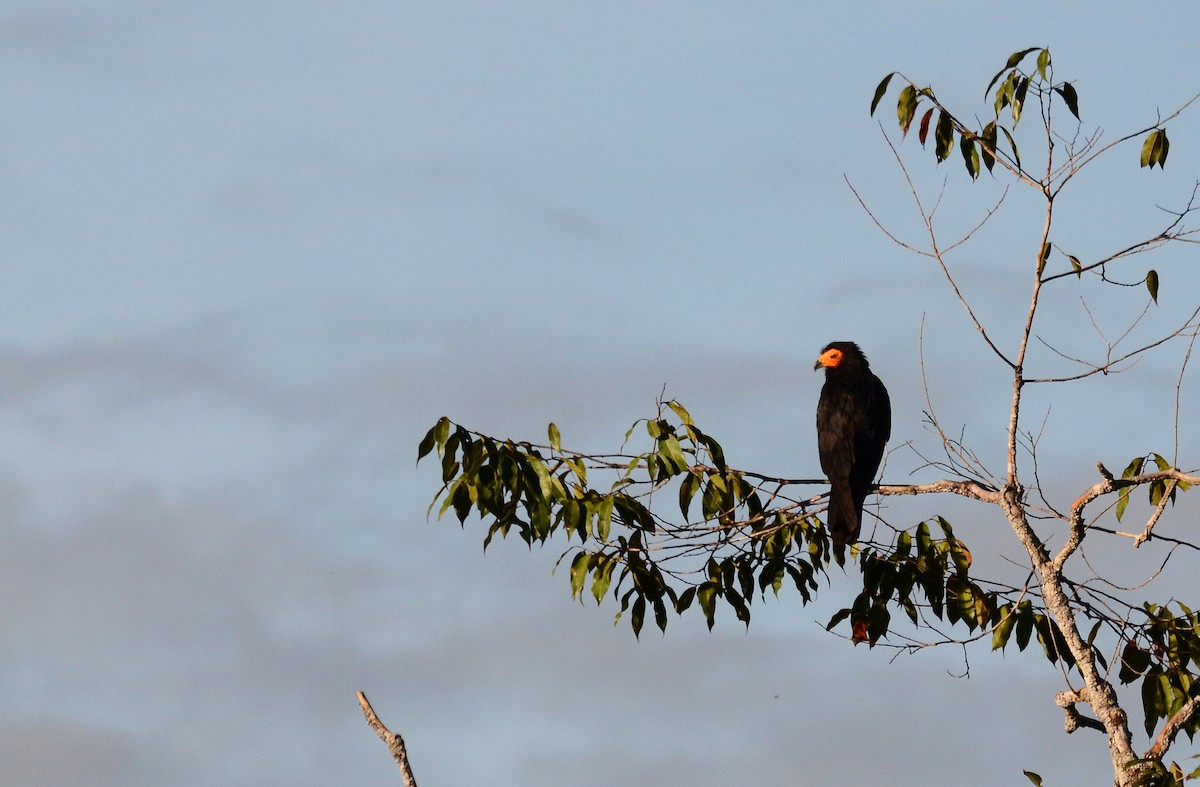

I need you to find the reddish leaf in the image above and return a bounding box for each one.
[852,618,871,644]
[918,108,935,146]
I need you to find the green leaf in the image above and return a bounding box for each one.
[596,496,613,541]
[1068,255,1082,278]
[960,133,980,179]
[678,472,700,519]
[993,604,1017,650]
[658,434,689,475]
[1141,130,1159,168]
[653,596,668,633]
[1005,47,1040,70]
[1140,128,1171,169]
[631,595,645,638]
[1055,82,1080,120]
[675,586,696,613]
[666,400,693,427]
[1120,641,1152,684]
[980,121,997,172]
[1116,488,1132,522]
[1023,771,1044,787]
[697,582,718,630]
[870,72,895,116]
[1037,242,1051,276]
[1012,76,1030,125]
[1036,48,1050,81]
[591,556,615,603]
[548,422,561,452]
[999,125,1022,170]
[1146,270,1159,303]
[569,552,588,599]
[417,418,445,462]
[826,608,851,631]
[993,71,1015,116]
[1015,602,1034,650]
[934,110,954,162]
[897,83,918,134]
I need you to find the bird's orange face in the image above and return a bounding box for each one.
[814,347,844,370]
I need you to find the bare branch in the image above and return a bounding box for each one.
[358,692,419,787]
[1056,690,1107,734]
[1145,694,1200,760]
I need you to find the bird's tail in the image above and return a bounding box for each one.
[826,481,862,548]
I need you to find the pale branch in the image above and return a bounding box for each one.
[1055,466,1200,572]
[1145,694,1200,760]
[357,692,418,787]
[1026,304,1200,383]
[1130,480,1176,548]
[1056,690,1107,734]
[1052,90,1200,195]
[875,480,1001,504]
[844,174,931,257]
[881,130,1016,369]
[1174,326,1199,464]
[1041,182,1200,284]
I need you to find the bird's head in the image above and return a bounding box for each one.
[814,341,867,372]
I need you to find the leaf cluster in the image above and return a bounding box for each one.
[871,47,1171,180]
[1116,454,1191,522]
[419,405,837,636]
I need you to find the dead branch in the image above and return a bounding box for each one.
[358,692,418,787]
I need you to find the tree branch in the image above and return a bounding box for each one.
[1057,689,1107,734]
[1145,694,1200,760]
[358,692,419,787]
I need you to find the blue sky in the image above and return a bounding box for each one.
[3,3,1200,785]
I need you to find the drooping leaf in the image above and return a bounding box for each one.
[1023,771,1044,787]
[1035,48,1050,81]
[1055,82,1080,120]
[1037,242,1051,276]
[1068,255,1083,278]
[1116,487,1132,523]
[934,110,954,162]
[918,107,935,146]
[666,400,694,427]
[1120,641,1153,684]
[1146,270,1159,303]
[897,84,918,135]
[993,604,1017,650]
[980,121,997,172]
[697,582,718,630]
[1004,47,1040,70]
[870,72,895,116]
[630,595,645,638]
[569,552,589,598]
[1141,131,1156,168]
[548,422,561,451]
[994,71,1015,116]
[1012,75,1030,125]
[999,125,1022,170]
[960,133,980,179]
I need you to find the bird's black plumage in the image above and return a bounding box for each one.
[814,341,891,548]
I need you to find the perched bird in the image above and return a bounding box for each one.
[814,342,891,548]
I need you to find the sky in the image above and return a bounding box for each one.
[3,2,1200,785]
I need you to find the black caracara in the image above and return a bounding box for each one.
[814,341,891,548]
